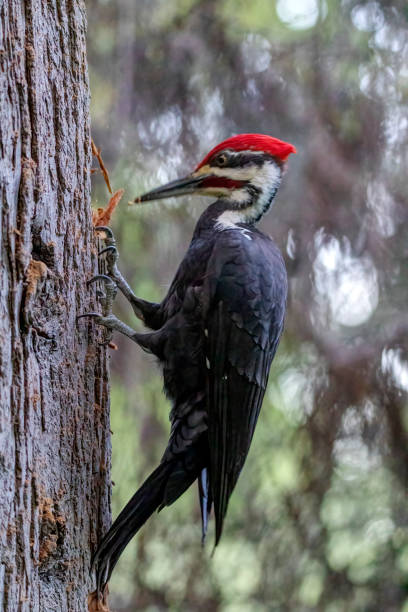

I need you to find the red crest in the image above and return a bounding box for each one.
[195,133,296,170]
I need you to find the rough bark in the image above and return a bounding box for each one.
[0,1,111,610]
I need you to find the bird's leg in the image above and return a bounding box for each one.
[78,275,162,353]
[78,274,124,346]
[94,226,160,326]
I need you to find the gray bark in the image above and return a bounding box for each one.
[0,1,111,610]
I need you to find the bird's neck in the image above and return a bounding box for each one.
[215,161,282,228]
[194,190,279,239]
[194,162,282,237]
[218,184,280,228]
[209,190,279,237]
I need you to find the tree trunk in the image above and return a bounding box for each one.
[0,1,111,610]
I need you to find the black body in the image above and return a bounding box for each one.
[91,199,287,592]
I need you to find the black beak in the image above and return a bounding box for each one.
[134,173,210,204]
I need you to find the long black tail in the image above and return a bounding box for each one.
[92,454,201,594]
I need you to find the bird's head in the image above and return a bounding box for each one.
[135,134,296,225]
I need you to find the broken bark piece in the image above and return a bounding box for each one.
[87,587,110,612]
[91,139,112,194]
[92,189,124,227]
[88,590,110,612]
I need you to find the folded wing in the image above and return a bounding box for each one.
[202,229,287,544]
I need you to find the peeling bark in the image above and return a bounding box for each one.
[0,1,111,610]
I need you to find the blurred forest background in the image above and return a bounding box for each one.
[86,1,408,610]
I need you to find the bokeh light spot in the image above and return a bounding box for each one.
[276,0,326,30]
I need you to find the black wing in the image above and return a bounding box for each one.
[202,228,287,544]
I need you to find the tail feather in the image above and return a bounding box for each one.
[161,461,198,507]
[198,468,212,543]
[92,461,173,594]
[92,450,203,595]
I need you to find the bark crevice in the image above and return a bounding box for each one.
[0,1,111,610]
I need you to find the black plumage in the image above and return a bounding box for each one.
[84,133,295,596]
[92,202,287,592]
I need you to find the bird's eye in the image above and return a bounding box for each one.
[216,153,228,167]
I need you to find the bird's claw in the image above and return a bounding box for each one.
[77,312,102,322]
[87,274,117,310]
[77,312,122,345]
[78,227,128,346]
[99,244,119,275]
[87,274,114,288]
[95,227,119,278]
[94,225,114,239]
[82,269,119,345]
[77,311,136,346]
[98,245,117,257]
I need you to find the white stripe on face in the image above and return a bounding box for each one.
[194,151,281,189]
[215,160,282,227]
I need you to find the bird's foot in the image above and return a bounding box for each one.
[77,310,138,346]
[94,226,146,321]
[87,274,118,316]
[78,274,117,345]
[79,228,144,344]
[95,226,120,281]
[85,229,120,346]
[79,274,139,344]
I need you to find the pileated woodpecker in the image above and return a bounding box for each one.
[80,133,296,594]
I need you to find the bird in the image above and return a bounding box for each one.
[79,133,296,596]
